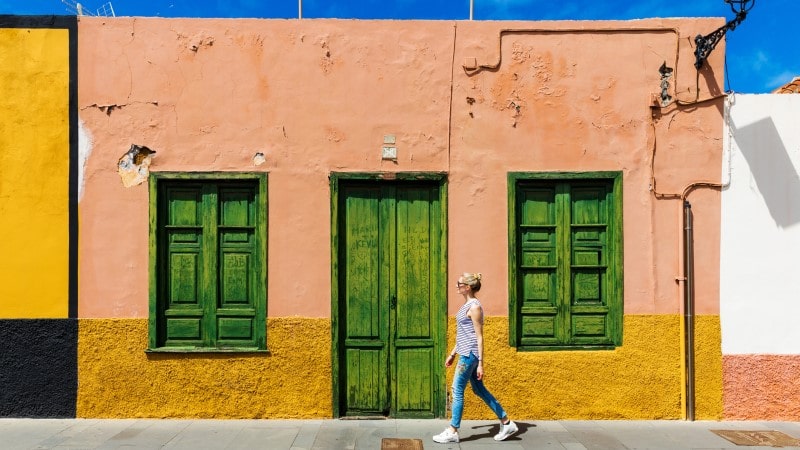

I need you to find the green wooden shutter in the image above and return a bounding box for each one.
[518,186,560,346]
[163,184,207,347]
[568,183,613,345]
[153,176,265,351]
[216,184,259,348]
[511,174,621,350]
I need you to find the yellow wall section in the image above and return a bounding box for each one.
[0,28,70,318]
[77,316,720,419]
[452,315,722,420]
[694,315,723,419]
[77,318,332,418]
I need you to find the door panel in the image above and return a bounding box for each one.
[344,188,382,339]
[338,180,443,418]
[345,347,384,411]
[395,347,433,412]
[342,186,388,414]
[393,186,437,416]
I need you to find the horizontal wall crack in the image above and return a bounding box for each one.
[81,102,159,115]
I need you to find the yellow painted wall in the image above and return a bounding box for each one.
[77,318,332,418]
[0,28,70,318]
[453,315,722,420]
[694,315,723,419]
[77,315,721,419]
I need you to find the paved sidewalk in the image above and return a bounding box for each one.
[1,418,800,449]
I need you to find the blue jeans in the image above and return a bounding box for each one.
[450,353,507,429]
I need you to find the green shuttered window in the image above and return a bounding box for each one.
[149,173,267,352]
[508,172,622,351]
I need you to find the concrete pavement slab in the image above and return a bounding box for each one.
[2,418,800,450]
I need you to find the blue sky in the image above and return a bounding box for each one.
[1,0,795,93]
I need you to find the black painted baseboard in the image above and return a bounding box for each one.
[0,319,77,418]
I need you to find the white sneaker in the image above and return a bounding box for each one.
[432,427,460,443]
[494,420,518,441]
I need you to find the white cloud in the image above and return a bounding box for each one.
[766,70,800,91]
[751,50,769,72]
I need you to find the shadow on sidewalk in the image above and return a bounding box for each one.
[458,422,535,442]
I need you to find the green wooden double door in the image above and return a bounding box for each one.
[333,178,446,418]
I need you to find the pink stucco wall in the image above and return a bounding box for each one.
[77,17,724,318]
[723,355,800,420]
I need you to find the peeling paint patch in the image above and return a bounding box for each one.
[188,33,214,52]
[117,144,156,188]
[316,36,335,74]
[253,152,266,166]
[78,119,93,202]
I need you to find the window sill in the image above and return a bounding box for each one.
[146,347,270,354]
[515,345,618,352]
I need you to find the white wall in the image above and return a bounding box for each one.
[721,94,800,355]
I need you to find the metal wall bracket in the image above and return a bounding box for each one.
[694,0,754,70]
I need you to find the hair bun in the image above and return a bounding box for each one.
[475,273,482,280]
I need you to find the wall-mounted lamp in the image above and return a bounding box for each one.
[694,0,755,70]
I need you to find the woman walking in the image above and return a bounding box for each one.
[433,272,518,444]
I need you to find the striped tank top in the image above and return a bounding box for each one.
[455,298,482,358]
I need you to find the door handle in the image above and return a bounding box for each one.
[390,296,396,310]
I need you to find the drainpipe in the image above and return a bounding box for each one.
[298,0,302,19]
[683,200,695,421]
